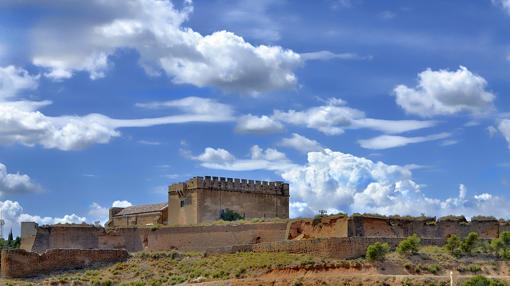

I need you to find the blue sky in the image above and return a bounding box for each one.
[1,0,510,235]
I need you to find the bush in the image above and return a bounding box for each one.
[461,275,506,286]
[446,234,462,257]
[397,234,421,256]
[366,242,390,262]
[219,209,244,221]
[461,232,480,255]
[491,231,510,259]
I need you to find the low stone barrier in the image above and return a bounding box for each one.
[206,237,445,259]
[1,248,129,278]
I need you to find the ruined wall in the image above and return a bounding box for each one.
[1,249,128,278]
[349,216,501,239]
[197,190,289,223]
[287,215,349,240]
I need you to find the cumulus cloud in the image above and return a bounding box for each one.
[0,163,40,195]
[1,200,86,237]
[192,145,295,172]
[393,66,495,117]
[281,149,510,218]
[19,0,319,94]
[112,200,133,208]
[272,98,436,135]
[358,132,451,150]
[0,65,39,100]
[279,133,323,153]
[499,119,510,148]
[235,114,284,134]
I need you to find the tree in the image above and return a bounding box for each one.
[7,229,13,248]
[446,234,462,257]
[366,242,390,262]
[397,234,421,256]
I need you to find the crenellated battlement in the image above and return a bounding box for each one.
[169,176,289,196]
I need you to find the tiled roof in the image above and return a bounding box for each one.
[114,203,167,216]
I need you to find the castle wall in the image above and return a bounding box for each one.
[147,222,288,251]
[197,189,289,223]
[25,222,288,253]
[286,215,349,240]
[209,237,444,259]
[0,249,128,278]
[168,176,290,225]
[168,191,198,225]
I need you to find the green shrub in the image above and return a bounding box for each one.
[461,232,480,255]
[219,209,243,221]
[397,234,421,256]
[491,231,510,259]
[366,242,390,262]
[461,275,506,286]
[446,234,462,257]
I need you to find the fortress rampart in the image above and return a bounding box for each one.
[169,176,290,196]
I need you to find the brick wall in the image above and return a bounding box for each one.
[1,249,129,278]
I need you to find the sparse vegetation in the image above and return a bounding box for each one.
[461,275,506,286]
[366,242,390,262]
[491,231,510,259]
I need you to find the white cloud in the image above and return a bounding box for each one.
[192,145,295,172]
[112,200,132,208]
[193,147,236,163]
[0,65,39,100]
[493,0,510,13]
[272,98,436,135]
[1,199,85,237]
[393,66,495,117]
[0,95,233,151]
[0,163,40,195]
[135,96,234,118]
[300,51,371,61]
[358,132,451,150]
[281,149,510,218]
[498,119,510,148]
[279,133,323,153]
[488,125,498,138]
[23,0,311,94]
[235,114,283,134]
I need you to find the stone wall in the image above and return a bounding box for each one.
[25,222,288,253]
[209,237,444,259]
[197,190,289,223]
[1,248,129,278]
[287,215,349,240]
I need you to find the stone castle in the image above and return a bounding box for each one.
[107,176,289,227]
[10,175,510,278]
